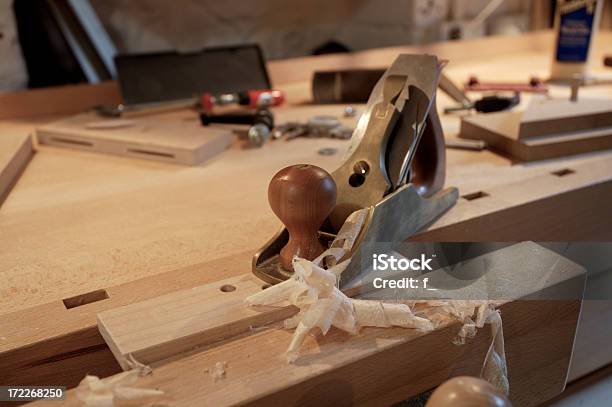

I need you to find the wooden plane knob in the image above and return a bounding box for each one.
[268,164,337,271]
[426,377,511,407]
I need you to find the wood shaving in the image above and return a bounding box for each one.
[481,309,509,395]
[205,361,227,382]
[245,207,507,394]
[126,353,153,376]
[427,300,509,395]
[353,300,433,331]
[246,208,434,362]
[75,370,164,407]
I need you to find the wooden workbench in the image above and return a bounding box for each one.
[1,31,611,406]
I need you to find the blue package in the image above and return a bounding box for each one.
[555,1,598,63]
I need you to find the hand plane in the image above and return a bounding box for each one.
[253,54,459,287]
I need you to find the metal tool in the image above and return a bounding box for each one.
[200,108,275,148]
[445,138,487,151]
[273,116,353,141]
[200,108,274,128]
[444,93,520,114]
[343,106,357,117]
[253,54,459,286]
[201,89,285,111]
[312,68,471,108]
[93,99,196,118]
[438,71,472,108]
[248,124,271,147]
[96,88,283,119]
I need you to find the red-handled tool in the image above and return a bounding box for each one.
[201,89,285,111]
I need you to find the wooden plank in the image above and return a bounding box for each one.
[0,133,33,206]
[98,274,298,370]
[0,252,251,392]
[459,104,612,162]
[0,105,358,316]
[519,98,612,139]
[0,82,120,120]
[412,155,612,241]
[34,295,585,407]
[36,111,234,165]
[461,118,612,162]
[97,243,585,373]
[32,298,585,407]
[31,314,491,407]
[2,116,610,316]
[1,156,611,392]
[266,31,561,86]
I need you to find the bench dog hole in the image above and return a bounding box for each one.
[462,191,489,201]
[220,284,237,292]
[126,148,175,158]
[63,289,109,309]
[551,168,575,177]
[50,137,93,147]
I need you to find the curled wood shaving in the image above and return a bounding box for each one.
[249,258,437,363]
[427,300,509,395]
[481,309,509,395]
[126,353,153,376]
[352,300,433,331]
[245,207,507,394]
[75,370,164,407]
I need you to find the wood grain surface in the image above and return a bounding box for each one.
[95,242,584,376]
[32,297,584,407]
[0,31,611,404]
[36,110,234,165]
[459,96,612,161]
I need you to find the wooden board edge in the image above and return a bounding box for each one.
[192,130,235,165]
[96,273,299,371]
[519,111,612,140]
[36,126,234,166]
[0,82,121,121]
[36,130,189,166]
[28,297,584,407]
[94,243,586,373]
[96,314,131,372]
[460,118,612,162]
[0,134,34,206]
[413,180,612,241]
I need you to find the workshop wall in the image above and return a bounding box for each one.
[7,0,611,92]
[90,0,533,60]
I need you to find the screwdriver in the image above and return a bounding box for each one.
[444,93,520,114]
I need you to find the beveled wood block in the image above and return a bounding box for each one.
[36,111,233,165]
